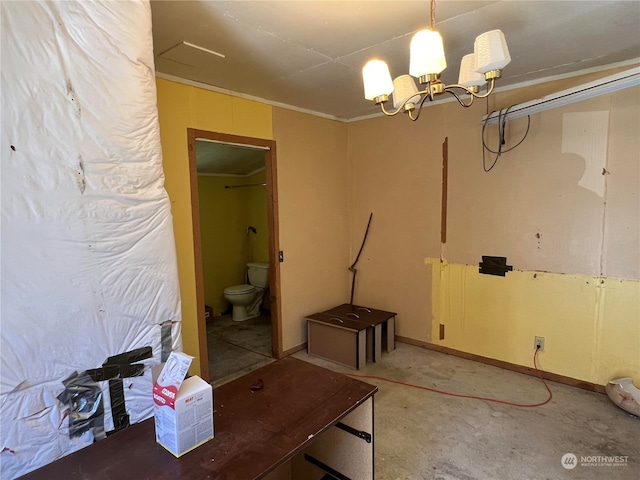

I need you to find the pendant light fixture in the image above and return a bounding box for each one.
[362,0,511,120]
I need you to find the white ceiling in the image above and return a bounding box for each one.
[151,1,640,121]
[196,139,266,175]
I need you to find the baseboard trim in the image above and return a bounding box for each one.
[282,342,307,357]
[396,336,606,395]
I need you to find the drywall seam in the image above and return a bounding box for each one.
[599,98,612,276]
[592,279,606,383]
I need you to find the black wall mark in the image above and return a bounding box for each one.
[479,256,513,276]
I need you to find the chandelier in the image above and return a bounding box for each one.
[362,0,511,120]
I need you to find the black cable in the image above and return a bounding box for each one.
[481,105,531,172]
[447,89,468,108]
[410,93,432,121]
[483,110,531,154]
[482,108,508,172]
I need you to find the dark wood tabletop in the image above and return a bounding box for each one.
[20,357,377,480]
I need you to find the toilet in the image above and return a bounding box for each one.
[223,262,269,322]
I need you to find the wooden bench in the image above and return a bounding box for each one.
[306,312,369,369]
[306,304,396,369]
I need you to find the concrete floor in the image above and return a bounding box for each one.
[206,313,273,385]
[207,321,638,479]
[293,344,639,480]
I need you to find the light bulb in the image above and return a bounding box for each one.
[409,29,447,77]
[363,59,394,100]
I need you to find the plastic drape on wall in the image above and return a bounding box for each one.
[0,1,182,477]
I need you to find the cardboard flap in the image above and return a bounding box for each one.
[152,352,193,409]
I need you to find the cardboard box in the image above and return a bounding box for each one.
[153,352,214,457]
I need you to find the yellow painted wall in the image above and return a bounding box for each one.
[157,79,349,367]
[198,175,248,314]
[156,78,272,375]
[246,170,269,264]
[346,112,444,341]
[272,107,350,350]
[198,170,268,315]
[349,68,640,385]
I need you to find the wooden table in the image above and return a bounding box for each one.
[20,357,377,480]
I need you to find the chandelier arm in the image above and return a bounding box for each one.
[407,103,422,121]
[472,78,497,98]
[443,83,476,92]
[473,78,497,99]
[407,94,427,121]
[379,102,407,117]
[373,78,499,118]
[390,89,432,113]
[380,88,434,117]
[442,78,497,100]
[408,109,420,121]
[402,89,431,105]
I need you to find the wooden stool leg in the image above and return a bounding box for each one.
[384,317,395,352]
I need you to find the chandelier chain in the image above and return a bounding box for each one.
[430,0,436,30]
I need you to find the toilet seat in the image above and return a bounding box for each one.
[224,284,256,295]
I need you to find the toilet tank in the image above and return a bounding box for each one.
[247,262,269,287]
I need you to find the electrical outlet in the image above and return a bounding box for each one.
[534,336,545,351]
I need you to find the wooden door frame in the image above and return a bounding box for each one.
[187,128,283,382]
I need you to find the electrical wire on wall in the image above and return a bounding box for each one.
[482,105,531,172]
[346,347,552,408]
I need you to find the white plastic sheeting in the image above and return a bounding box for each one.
[1,1,182,478]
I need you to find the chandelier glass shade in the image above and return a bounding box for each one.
[362,1,511,121]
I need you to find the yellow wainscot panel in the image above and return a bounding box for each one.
[433,263,603,383]
[426,256,450,343]
[594,278,640,385]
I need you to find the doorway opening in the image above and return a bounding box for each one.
[187,129,281,384]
